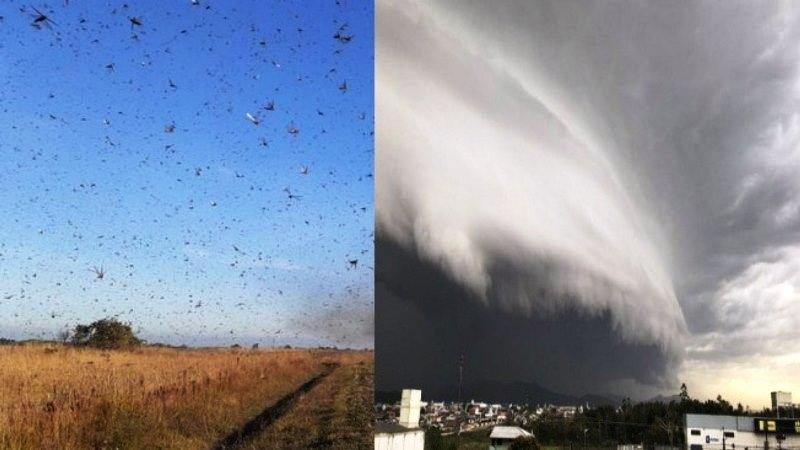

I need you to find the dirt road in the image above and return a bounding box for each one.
[215,353,373,450]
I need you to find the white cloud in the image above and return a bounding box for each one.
[378,0,687,365]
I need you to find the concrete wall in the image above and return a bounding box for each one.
[375,430,425,450]
[399,389,422,428]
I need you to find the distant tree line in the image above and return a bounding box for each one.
[1,318,143,349]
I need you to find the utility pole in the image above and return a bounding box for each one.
[723,427,726,450]
[458,353,464,407]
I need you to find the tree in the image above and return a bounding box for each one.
[70,318,142,349]
[680,383,690,403]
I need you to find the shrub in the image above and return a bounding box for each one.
[424,427,456,450]
[510,436,540,450]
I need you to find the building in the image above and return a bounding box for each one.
[556,405,579,419]
[772,392,794,417]
[617,445,644,450]
[685,414,800,450]
[489,425,533,450]
[375,389,425,450]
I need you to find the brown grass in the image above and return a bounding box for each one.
[242,351,374,449]
[0,343,368,450]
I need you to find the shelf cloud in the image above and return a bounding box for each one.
[377,0,800,405]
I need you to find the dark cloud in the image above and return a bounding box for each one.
[377,238,674,400]
[377,0,800,403]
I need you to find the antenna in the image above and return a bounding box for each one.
[456,353,464,445]
[458,353,464,405]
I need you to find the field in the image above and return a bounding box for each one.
[241,353,374,449]
[0,343,373,450]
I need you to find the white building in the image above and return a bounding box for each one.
[489,425,533,450]
[556,405,578,418]
[375,389,425,450]
[685,414,800,450]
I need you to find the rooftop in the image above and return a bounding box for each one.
[490,426,533,440]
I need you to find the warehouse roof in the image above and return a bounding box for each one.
[685,414,755,432]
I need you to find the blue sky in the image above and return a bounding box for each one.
[0,0,373,348]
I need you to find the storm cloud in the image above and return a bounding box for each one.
[377,0,800,406]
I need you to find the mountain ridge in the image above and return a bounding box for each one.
[376,378,626,407]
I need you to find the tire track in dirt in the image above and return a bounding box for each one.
[237,354,374,450]
[212,362,339,450]
[307,361,373,449]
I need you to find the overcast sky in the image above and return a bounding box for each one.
[377,0,800,408]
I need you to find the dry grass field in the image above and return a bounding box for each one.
[0,343,373,450]
[242,352,374,449]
